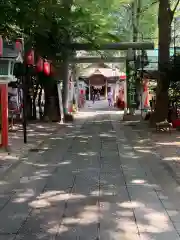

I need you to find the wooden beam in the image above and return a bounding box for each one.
[68,42,154,51]
[69,56,126,63]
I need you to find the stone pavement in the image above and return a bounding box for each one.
[0,122,67,176]
[123,117,180,185]
[1,101,180,239]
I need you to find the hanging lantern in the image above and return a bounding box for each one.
[36,57,43,72]
[43,61,50,76]
[26,49,34,65]
[0,36,3,57]
[120,75,126,80]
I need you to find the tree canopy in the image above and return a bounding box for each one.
[2,0,180,122]
[0,0,129,58]
[0,0,160,58]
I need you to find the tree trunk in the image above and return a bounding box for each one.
[40,74,60,122]
[43,82,60,122]
[150,0,171,125]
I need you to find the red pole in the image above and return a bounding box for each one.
[1,84,8,148]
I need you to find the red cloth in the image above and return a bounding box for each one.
[116,99,125,109]
[172,119,180,128]
[80,89,84,95]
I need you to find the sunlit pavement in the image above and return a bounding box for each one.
[1,101,180,239]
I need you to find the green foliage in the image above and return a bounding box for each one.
[110,0,158,43]
[139,0,158,40]
[112,4,133,41]
[0,0,160,61]
[0,0,128,59]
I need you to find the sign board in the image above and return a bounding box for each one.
[126,60,136,108]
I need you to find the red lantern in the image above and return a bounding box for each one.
[120,75,126,80]
[0,36,3,57]
[80,89,84,95]
[26,49,34,65]
[43,61,50,76]
[36,57,43,72]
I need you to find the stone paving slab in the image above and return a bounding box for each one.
[15,233,51,240]
[57,197,99,239]
[140,232,180,240]
[0,201,30,234]
[18,206,63,236]
[0,235,15,240]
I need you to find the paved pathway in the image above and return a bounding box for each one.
[1,101,180,239]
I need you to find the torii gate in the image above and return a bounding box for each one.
[56,41,154,113]
[57,42,154,62]
[68,42,154,51]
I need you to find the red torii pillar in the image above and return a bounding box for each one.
[0,84,8,148]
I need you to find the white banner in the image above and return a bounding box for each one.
[93,86,102,89]
[57,83,64,122]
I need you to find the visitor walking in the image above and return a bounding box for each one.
[107,91,113,107]
[97,91,100,100]
[92,91,95,104]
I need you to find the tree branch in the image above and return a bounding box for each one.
[139,0,158,15]
[171,0,180,16]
